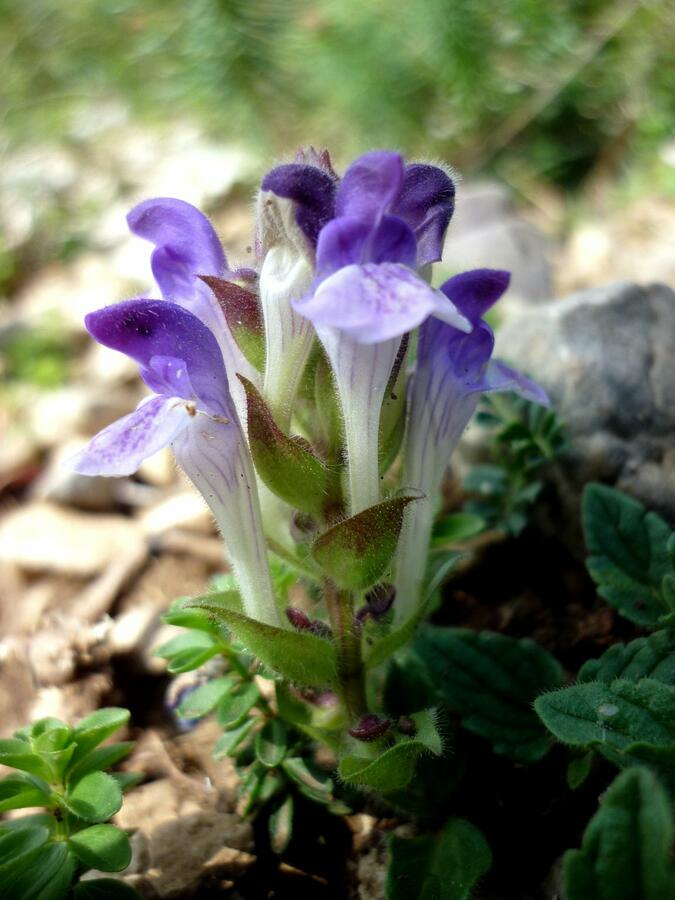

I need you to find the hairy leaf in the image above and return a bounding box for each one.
[412,627,563,763]
[582,483,672,626]
[69,824,132,872]
[386,817,492,900]
[338,711,442,791]
[185,593,338,688]
[311,494,420,591]
[563,767,675,900]
[579,631,675,685]
[535,679,675,776]
[65,771,123,823]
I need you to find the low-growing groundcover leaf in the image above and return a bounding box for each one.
[578,630,675,685]
[386,817,492,900]
[410,627,564,763]
[0,709,140,899]
[582,483,674,627]
[563,767,675,900]
[534,679,675,782]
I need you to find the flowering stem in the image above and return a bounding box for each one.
[324,580,366,721]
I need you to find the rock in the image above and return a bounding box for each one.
[0,502,146,576]
[496,281,675,525]
[114,777,253,898]
[442,180,553,305]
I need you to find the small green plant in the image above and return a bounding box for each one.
[0,709,141,900]
[156,594,349,854]
[463,393,566,535]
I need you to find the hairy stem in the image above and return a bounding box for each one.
[324,580,367,721]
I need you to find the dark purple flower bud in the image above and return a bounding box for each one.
[348,714,391,742]
[286,607,313,631]
[286,607,332,640]
[289,510,319,543]
[260,164,337,247]
[397,716,417,736]
[356,583,396,624]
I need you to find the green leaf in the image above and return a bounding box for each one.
[216,682,260,729]
[65,771,123,823]
[563,767,675,900]
[311,494,420,591]
[185,592,338,688]
[386,817,492,900]
[567,752,595,790]
[68,824,132,872]
[161,598,223,634]
[70,709,130,765]
[534,679,675,771]
[176,677,235,720]
[213,718,257,759]
[73,880,141,900]
[0,739,54,782]
[74,880,142,900]
[579,631,675,685]
[0,773,53,813]
[0,825,49,871]
[268,793,294,854]
[110,772,144,793]
[0,842,76,900]
[412,627,564,763]
[582,483,673,626]
[154,631,219,674]
[255,719,288,768]
[431,513,486,547]
[239,374,334,518]
[338,711,442,792]
[281,757,334,805]
[67,743,134,783]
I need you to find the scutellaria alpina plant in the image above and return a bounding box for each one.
[70,149,549,799]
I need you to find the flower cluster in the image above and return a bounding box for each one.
[72,148,546,738]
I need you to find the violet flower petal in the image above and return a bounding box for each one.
[482,359,551,405]
[394,163,456,265]
[127,198,227,302]
[85,299,232,418]
[70,395,189,477]
[335,151,404,223]
[261,163,337,247]
[440,268,510,322]
[315,215,417,280]
[297,262,470,344]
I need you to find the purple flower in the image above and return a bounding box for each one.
[127,197,259,416]
[395,269,548,621]
[276,151,468,513]
[70,299,278,625]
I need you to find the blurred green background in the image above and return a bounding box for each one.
[0,0,674,391]
[3,0,673,180]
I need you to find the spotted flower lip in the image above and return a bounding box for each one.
[69,298,279,625]
[70,298,234,478]
[295,262,471,344]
